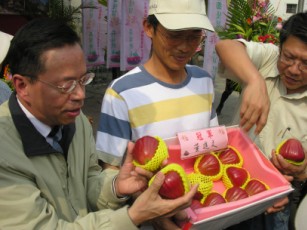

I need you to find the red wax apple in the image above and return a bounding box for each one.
[225,186,249,202]
[245,179,269,196]
[196,153,221,176]
[132,136,158,165]
[159,171,185,199]
[218,146,241,165]
[194,191,204,201]
[190,199,205,211]
[203,192,226,207]
[276,138,305,165]
[225,166,249,187]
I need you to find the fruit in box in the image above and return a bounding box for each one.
[190,199,205,211]
[149,163,190,199]
[244,179,269,196]
[218,145,243,167]
[224,186,249,202]
[187,173,213,201]
[223,166,250,188]
[194,153,223,181]
[276,138,305,165]
[132,136,168,172]
[203,192,226,207]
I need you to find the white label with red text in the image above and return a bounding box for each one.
[177,126,228,159]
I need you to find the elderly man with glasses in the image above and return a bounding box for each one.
[216,11,307,230]
[0,18,200,229]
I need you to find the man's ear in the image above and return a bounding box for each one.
[143,18,154,39]
[13,74,30,98]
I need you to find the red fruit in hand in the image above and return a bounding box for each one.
[245,179,268,196]
[225,186,249,202]
[203,192,226,207]
[225,166,249,187]
[197,153,221,176]
[159,171,185,199]
[132,136,158,164]
[276,138,305,165]
[218,147,241,165]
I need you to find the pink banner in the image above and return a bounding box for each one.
[120,0,151,71]
[82,0,107,67]
[106,0,122,68]
[203,0,228,77]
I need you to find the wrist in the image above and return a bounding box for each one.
[112,175,130,200]
[243,73,264,86]
[128,205,143,227]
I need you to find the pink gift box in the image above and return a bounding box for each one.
[164,126,293,230]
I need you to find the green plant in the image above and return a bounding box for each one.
[47,0,82,30]
[17,0,95,31]
[216,0,282,92]
[217,0,282,44]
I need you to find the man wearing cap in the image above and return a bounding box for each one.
[97,0,216,164]
[97,0,215,228]
[0,31,13,104]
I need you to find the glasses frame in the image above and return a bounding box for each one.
[37,72,95,94]
[156,25,206,47]
[279,52,307,73]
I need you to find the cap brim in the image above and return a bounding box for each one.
[155,14,214,31]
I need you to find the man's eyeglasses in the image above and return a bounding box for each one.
[37,72,95,94]
[156,26,205,47]
[279,52,307,73]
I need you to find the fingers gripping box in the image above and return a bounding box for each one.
[164,126,293,230]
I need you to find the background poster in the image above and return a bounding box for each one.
[82,0,107,67]
[120,0,150,71]
[106,0,121,68]
[203,0,227,78]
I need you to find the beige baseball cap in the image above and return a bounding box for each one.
[148,0,214,31]
[0,31,13,64]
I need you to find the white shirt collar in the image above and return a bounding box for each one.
[17,97,51,138]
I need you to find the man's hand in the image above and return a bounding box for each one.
[271,150,307,180]
[128,171,198,227]
[151,211,189,230]
[239,77,270,134]
[266,196,289,214]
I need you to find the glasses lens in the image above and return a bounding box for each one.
[158,27,203,46]
[80,72,95,86]
[280,54,292,65]
[62,80,77,93]
[301,65,307,72]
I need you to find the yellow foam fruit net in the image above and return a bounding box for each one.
[216,145,244,168]
[222,165,250,189]
[194,153,223,181]
[133,136,169,171]
[276,139,304,166]
[149,163,190,195]
[188,173,213,199]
